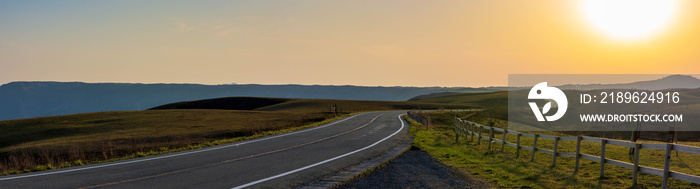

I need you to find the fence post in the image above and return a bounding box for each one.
[662,143,673,189]
[501,129,507,152]
[472,123,476,142]
[455,128,459,143]
[516,133,521,157]
[488,127,494,150]
[463,122,467,136]
[454,119,459,144]
[469,123,474,142]
[427,116,431,130]
[424,117,429,130]
[600,139,607,179]
[552,136,559,167]
[574,136,582,174]
[465,123,470,142]
[632,143,641,187]
[531,134,538,162]
[463,122,469,141]
[478,125,482,145]
[629,131,636,154]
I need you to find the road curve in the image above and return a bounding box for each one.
[0,111,410,189]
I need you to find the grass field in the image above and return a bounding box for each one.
[0,97,469,175]
[406,112,700,188]
[411,89,700,140]
[409,91,508,107]
[407,89,700,188]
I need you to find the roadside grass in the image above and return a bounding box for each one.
[407,112,700,188]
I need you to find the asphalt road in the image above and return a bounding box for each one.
[0,111,410,189]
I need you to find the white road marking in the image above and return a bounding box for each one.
[231,114,406,189]
[0,113,366,181]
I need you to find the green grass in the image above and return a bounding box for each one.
[408,90,700,188]
[407,112,700,188]
[409,91,508,107]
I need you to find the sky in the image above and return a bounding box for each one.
[2,0,700,87]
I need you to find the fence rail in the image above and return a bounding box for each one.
[450,117,700,189]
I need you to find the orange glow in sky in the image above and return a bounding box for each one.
[1,1,699,87]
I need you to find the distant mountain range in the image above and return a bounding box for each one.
[0,82,505,121]
[2,75,695,121]
[408,75,700,101]
[557,75,700,90]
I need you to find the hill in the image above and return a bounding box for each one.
[150,96,469,112]
[0,82,502,121]
[410,75,700,102]
[409,91,508,107]
[150,97,290,110]
[558,74,700,90]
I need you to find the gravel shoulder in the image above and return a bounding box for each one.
[338,147,493,189]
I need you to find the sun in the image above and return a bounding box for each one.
[578,0,679,42]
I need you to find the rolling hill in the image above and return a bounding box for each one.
[150,96,470,112]
[557,74,700,90]
[409,91,508,107]
[410,74,700,103]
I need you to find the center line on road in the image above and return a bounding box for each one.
[78,114,383,189]
[231,114,406,189]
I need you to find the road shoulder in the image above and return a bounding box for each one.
[298,135,414,189]
[337,146,493,189]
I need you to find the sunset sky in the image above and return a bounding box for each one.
[2,0,700,87]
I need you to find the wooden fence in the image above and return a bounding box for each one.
[452,118,700,189]
[407,111,430,129]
